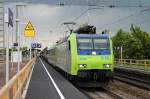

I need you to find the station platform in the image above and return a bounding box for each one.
[25,58,88,99]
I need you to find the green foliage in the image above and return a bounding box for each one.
[112,25,150,59]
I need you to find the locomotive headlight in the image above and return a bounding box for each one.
[79,64,84,68]
[103,64,111,68]
[92,51,96,55]
[79,64,87,68]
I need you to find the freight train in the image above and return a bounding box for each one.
[42,32,114,87]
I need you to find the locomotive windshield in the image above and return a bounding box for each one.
[77,38,110,50]
[77,34,111,55]
[78,38,93,50]
[93,39,110,50]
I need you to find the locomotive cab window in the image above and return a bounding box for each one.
[68,41,71,50]
[77,38,93,50]
[93,39,110,50]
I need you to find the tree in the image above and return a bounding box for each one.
[112,29,130,59]
[112,25,150,59]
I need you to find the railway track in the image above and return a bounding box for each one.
[102,87,126,99]
[81,67,150,99]
[81,88,126,99]
[114,67,150,90]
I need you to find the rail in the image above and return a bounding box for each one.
[114,68,150,90]
[115,59,150,66]
[0,60,4,63]
[0,58,35,99]
[81,88,126,99]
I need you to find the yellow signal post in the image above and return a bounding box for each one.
[24,21,36,60]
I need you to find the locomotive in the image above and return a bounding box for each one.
[42,32,114,87]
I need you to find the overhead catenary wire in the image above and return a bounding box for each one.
[73,0,150,21]
[116,12,150,31]
[73,7,103,21]
[46,0,150,33]
[70,0,150,33]
[96,7,150,31]
[3,0,150,7]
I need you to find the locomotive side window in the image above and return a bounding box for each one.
[69,41,71,50]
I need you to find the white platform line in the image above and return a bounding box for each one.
[39,58,65,99]
[22,64,35,99]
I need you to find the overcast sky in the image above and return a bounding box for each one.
[3,0,150,48]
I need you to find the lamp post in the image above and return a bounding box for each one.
[15,4,26,72]
[5,8,14,83]
[5,12,9,83]
[120,46,123,65]
[115,46,123,65]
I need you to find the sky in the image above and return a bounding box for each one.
[3,0,150,49]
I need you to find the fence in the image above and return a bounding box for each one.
[115,59,150,66]
[0,58,35,99]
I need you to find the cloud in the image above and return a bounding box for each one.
[25,4,63,44]
[27,4,61,18]
[4,2,150,49]
[4,0,150,6]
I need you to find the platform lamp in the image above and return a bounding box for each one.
[15,4,27,72]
